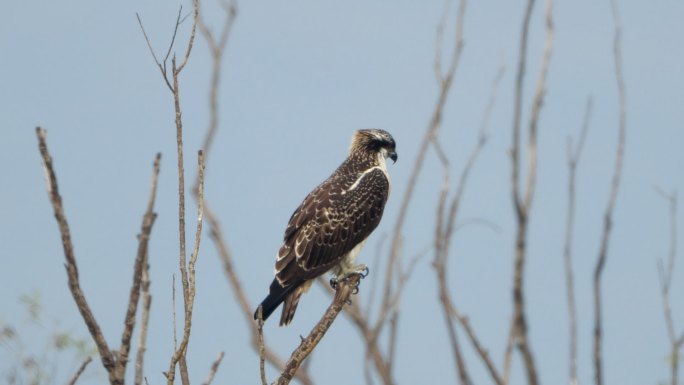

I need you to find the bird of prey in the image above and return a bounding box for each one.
[254,129,397,326]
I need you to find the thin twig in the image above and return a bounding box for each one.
[275,275,362,385]
[656,190,682,385]
[564,98,592,385]
[593,1,626,384]
[201,352,226,385]
[66,356,92,385]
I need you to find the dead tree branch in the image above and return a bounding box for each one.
[274,275,362,385]
[593,1,626,385]
[37,127,116,380]
[137,3,209,384]
[383,0,467,320]
[135,247,153,385]
[256,307,268,385]
[118,152,161,382]
[506,0,553,383]
[434,64,505,385]
[191,2,313,384]
[66,356,93,385]
[333,2,468,383]
[37,127,117,381]
[656,189,682,385]
[201,351,226,385]
[167,151,206,385]
[37,128,162,385]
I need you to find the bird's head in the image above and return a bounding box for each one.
[350,129,398,163]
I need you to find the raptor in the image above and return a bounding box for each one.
[255,129,397,326]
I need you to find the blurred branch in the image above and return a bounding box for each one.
[191,2,313,384]
[656,189,682,385]
[275,275,362,385]
[564,97,592,385]
[66,356,92,385]
[383,0,466,321]
[434,63,504,385]
[593,1,626,385]
[506,0,553,383]
[339,2,468,383]
[196,0,238,172]
[201,352,226,385]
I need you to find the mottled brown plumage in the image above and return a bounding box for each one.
[255,129,397,326]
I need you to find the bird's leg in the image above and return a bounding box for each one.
[330,263,368,303]
[335,263,369,281]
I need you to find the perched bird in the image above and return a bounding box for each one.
[254,129,397,326]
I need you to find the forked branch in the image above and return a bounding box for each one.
[37,128,162,385]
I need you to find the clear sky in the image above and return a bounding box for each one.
[2,1,684,384]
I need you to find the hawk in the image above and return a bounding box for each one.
[254,129,397,326]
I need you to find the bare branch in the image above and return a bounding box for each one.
[176,0,200,73]
[593,1,626,384]
[257,307,268,385]
[507,0,553,383]
[433,64,505,385]
[195,0,238,191]
[201,352,226,385]
[275,274,362,385]
[36,127,117,382]
[135,252,153,385]
[136,13,173,92]
[190,3,313,384]
[118,153,161,381]
[167,151,206,385]
[66,356,92,385]
[383,0,467,319]
[656,190,681,385]
[564,97,592,385]
[163,7,185,68]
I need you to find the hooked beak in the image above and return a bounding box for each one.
[389,151,398,163]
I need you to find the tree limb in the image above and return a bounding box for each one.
[274,275,362,385]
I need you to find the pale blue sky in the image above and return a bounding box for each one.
[2,1,684,384]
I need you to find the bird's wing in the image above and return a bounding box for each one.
[275,168,389,285]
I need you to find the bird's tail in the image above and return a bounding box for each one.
[279,286,305,326]
[254,279,297,324]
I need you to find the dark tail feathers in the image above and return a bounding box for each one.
[254,279,296,322]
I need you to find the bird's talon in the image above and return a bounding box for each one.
[345,298,353,305]
[360,266,370,278]
[329,278,338,289]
